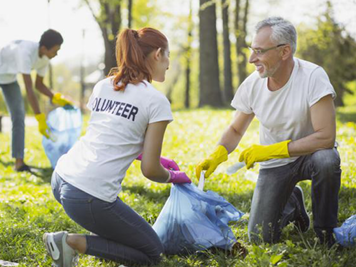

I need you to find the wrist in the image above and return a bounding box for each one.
[52,92,58,102]
[166,170,171,183]
[211,145,228,163]
[268,140,291,158]
[278,140,291,157]
[35,113,45,121]
[136,154,143,161]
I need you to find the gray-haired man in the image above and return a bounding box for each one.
[196,17,341,247]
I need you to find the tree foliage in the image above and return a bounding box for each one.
[131,0,160,29]
[297,1,356,106]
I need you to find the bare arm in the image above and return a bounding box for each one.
[288,95,336,156]
[218,111,255,153]
[35,75,54,99]
[22,74,41,114]
[140,121,170,183]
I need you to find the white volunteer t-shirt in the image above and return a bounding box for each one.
[55,78,173,202]
[0,40,49,84]
[231,58,336,169]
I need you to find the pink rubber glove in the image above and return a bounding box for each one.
[136,154,180,171]
[167,170,192,184]
[160,156,180,171]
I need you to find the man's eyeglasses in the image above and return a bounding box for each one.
[248,44,286,56]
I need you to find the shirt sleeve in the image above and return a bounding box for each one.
[86,82,100,110]
[231,82,253,114]
[308,67,336,107]
[36,64,48,77]
[86,92,95,110]
[86,85,101,111]
[148,93,173,124]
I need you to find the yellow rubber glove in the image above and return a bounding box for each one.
[52,93,73,107]
[239,140,291,169]
[35,113,50,139]
[196,145,228,179]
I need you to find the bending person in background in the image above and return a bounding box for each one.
[43,27,191,267]
[0,29,72,172]
[196,17,341,248]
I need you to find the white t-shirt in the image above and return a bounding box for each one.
[0,40,49,84]
[55,78,173,202]
[231,58,336,169]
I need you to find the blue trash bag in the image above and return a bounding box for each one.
[42,106,82,168]
[152,183,244,255]
[334,214,356,247]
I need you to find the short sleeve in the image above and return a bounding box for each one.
[231,82,253,114]
[86,83,101,111]
[86,92,95,110]
[86,81,102,110]
[308,67,336,107]
[148,93,173,124]
[36,64,48,77]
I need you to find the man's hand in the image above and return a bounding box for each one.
[196,145,228,179]
[239,140,291,169]
[35,113,50,139]
[52,93,73,107]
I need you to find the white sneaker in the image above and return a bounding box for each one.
[43,231,78,267]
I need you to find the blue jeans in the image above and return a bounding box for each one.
[51,172,163,265]
[0,81,25,158]
[248,148,341,243]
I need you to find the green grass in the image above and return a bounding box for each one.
[1,109,356,267]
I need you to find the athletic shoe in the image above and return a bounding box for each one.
[293,186,310,233]
[317,229,337,248]
[43,231,78,267]
[16,164,31,172]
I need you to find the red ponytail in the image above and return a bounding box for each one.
[109,27,168,91]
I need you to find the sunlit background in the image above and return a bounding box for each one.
[0,0,355,111]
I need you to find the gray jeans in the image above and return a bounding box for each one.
[0,81,25,159]
[248,148,341,243]
[51,171,163,265]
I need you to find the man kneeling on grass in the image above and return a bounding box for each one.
[196,17,341,248]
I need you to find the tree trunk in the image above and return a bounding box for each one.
[102,2,121,75]
[166,49,184,104]
[240,0,249,81]
[199,0,223,107]
[84,0,122,76]
[165,66,181,104]
[101,27,117,76]
[235,0,249,85]
[128,0,133,28]
[221,0,234,104]
[185,62,191,108]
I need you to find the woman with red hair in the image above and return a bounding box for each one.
[43,27,191,266]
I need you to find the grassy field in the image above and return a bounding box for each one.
[0,109,356,267]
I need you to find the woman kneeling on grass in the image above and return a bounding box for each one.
[43,27,191,267]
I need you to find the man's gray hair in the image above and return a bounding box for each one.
[255,17,297,54]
